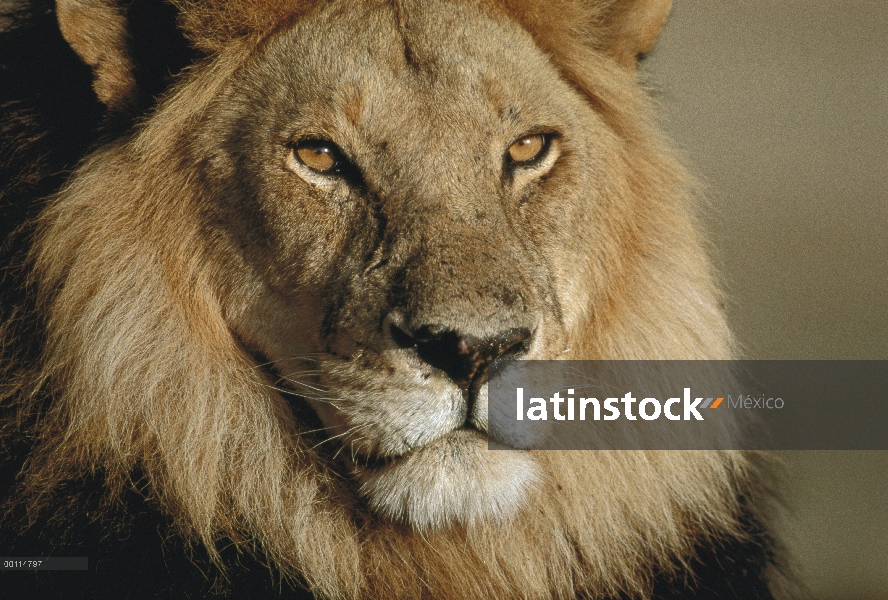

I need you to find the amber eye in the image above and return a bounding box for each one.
[293,140,341,173]
[507,134,547,165]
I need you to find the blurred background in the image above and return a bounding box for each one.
[643,2,887,598]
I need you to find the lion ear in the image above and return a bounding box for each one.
[596,0,673,67]
[502,0,672,69]
[56,0,138,111]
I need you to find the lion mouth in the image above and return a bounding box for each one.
[346,426,486,472]
[347,426,487,471]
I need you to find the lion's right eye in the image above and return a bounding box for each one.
[507,134,546,164]
[293,140,342,174]
[506,132,559,169]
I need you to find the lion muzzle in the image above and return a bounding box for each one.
[386,320,533,391]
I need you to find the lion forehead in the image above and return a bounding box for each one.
[241,0,577,136]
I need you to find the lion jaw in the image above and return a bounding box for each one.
[352,429,539,531]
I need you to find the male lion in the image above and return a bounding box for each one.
[0,0,782,598]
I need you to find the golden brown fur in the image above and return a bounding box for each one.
[3,1,777,598]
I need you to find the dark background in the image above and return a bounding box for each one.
[644,2,887,598]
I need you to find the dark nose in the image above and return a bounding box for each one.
[388,322,532,389]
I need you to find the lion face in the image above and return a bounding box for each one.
[190,2,614,528]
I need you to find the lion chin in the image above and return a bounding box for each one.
[353,430,539,531]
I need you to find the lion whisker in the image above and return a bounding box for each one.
[297,424,340,436]
[312,425,361,452]
[278,378,328,395]
[279,370,323,377]
[345,435,371,463]
[246,354,324,371]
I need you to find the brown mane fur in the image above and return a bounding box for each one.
[2,1,776,598]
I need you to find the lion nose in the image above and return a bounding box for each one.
[388,322,532,389]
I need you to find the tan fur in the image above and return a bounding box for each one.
[5,1,772,598]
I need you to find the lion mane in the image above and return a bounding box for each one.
[1,0,782,598]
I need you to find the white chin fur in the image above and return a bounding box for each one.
[356,429,539,531]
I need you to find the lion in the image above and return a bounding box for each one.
[0,0,783,598]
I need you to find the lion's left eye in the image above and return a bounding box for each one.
[293,140,343,174]
[506,134,548,165]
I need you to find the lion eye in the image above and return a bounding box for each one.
[507,134,547,165]
[294,140,341,174]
